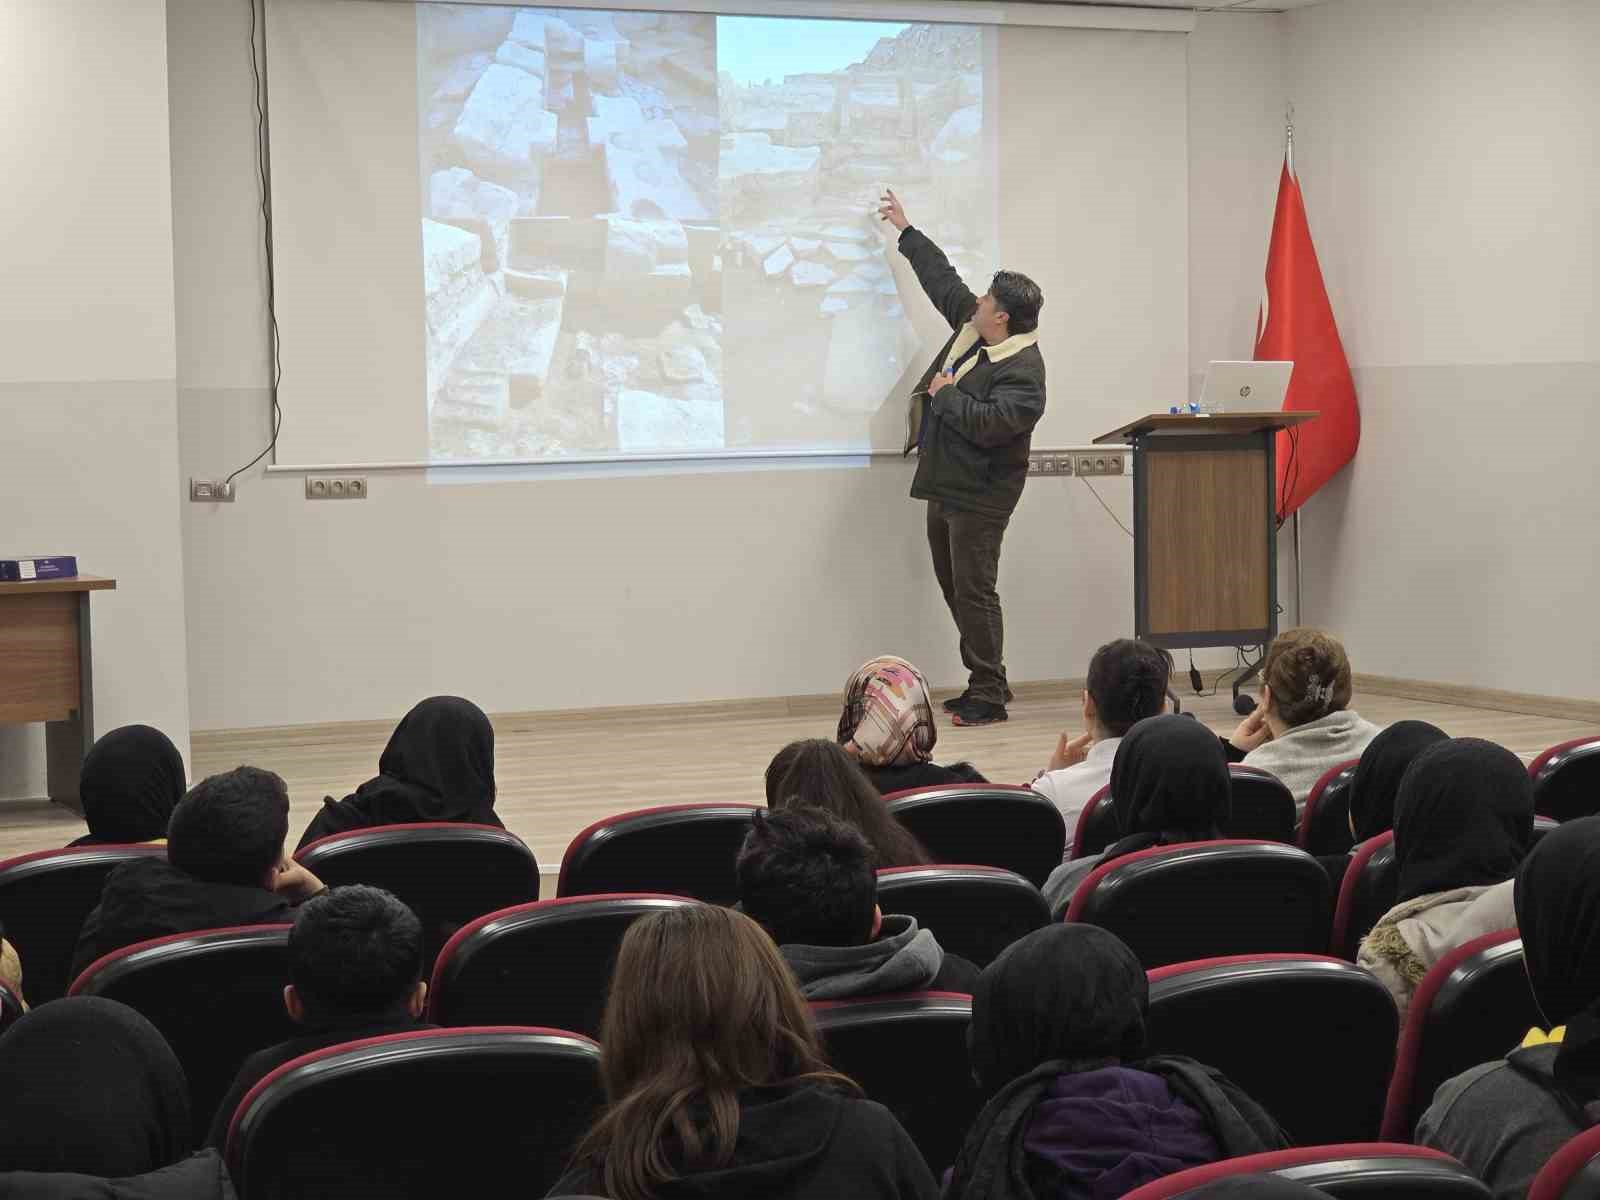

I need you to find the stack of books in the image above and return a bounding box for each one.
[0,555,78,582]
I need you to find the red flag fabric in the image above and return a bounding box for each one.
[1255,159,1359,519]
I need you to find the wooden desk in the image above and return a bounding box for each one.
[0,575,116,808]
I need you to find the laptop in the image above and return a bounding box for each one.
[1199,360,1294,413]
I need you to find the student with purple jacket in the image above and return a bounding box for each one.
[944,924,1288,1200]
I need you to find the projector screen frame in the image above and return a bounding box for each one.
[352,0,1195,35]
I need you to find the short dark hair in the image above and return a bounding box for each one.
[737,807,877,947]
[288,885,423,1021]
[989,269,1043,335]
[1086,640,1173,737]
[167,766,289,886]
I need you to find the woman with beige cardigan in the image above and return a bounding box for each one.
[1223,628,1381,813]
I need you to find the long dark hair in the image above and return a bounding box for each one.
[572,906,857,1200]
[766,739,930,867]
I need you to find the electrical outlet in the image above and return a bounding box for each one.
[1106,454,1124,475]
[1027,455,1041,474]
[190,479,235,502]
[305,475,368,500]
[1039,455,1057,475]
[1075,454,1127,478]
[1058,455,1074,475]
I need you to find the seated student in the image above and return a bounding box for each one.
[1042,714,1230,918]
[1317,720,1449,893]
[836,655,985,794]
[766,739,930,868]
[71,766,325,982]
[737,807,979,999]
[206,884,433,1146]
[1358,739,1532,1024]
[297,695,499,849]
[0,997,231,1197]
[69,724,186,847]
[944,924,1287,1200]
[1031,639,1171,832]
[1418,815,1600,1199]
[1223,628,1380,810]
[548,904,938,1200]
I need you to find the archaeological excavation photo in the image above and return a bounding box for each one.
[416,6,995,464]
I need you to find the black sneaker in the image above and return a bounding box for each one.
[950,697,1008,726]
[943,687,1013,712]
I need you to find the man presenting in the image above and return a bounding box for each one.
[879,188,1045,726]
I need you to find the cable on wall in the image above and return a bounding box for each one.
[226,0,284,487]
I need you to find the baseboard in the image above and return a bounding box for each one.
[191,678,1090,748]
[1354,673,1600,724]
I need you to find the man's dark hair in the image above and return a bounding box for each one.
[1086,639,1173,737]
[737,807,878,948]
[167,766,290,887]
[288,885,423,1021]
[989,269,1044,335]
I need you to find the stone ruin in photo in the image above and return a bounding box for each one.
[718,23,993,450]
[418,6,723,460]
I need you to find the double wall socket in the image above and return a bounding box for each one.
[189,479,235,502]
[305,475,367,500]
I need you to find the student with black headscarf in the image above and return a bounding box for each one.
[1358,739,1532,1024]
[69,725,187,847]
[297,695,501,849]
[1041,715,1231,918]
[1419,816,1600,1199]
[1315,720,1450,894]
[0,997,231,1197]
[945,924,1287,1200]
[1348,721,1449,845]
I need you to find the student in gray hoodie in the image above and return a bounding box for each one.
[737,807,979,999]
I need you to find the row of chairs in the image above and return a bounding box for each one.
[0,806,1548,1011]
[52,889,1537,1155]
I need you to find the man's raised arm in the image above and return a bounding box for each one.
[878,188,978,332]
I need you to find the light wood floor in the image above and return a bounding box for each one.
[2,684,1595,873]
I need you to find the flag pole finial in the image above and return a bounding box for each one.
[1285,102,1296,175]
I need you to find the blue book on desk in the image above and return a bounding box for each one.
[0,555,78,582]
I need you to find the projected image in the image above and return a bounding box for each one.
[416,5,993,462]
[718,18,993,450]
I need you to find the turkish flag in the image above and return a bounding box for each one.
[1255,159,1359,519]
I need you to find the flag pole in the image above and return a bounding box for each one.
[1284,102,1304,626]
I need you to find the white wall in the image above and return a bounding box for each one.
[0,0,192,800]
[167,1,1286,731]
[1285,0,1599,700]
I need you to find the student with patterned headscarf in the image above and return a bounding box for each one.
[835,656,985,795]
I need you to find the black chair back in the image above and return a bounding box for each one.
[1300,760,1360,856]
[70,924,295,1143]
[557,803,761,903]
[1146,954,1399,1144]
[1072,786,1117,859]
[1120,1145,1492,1198]
[226,1027,602,1200]
[1381,930,1535,1140]
[1227,765,1297,843]
[0,844,166,1003]
[885,785,1065,887]
[1067,840,1332,969]
[428,893,700,1036]
[296,823,539,967]
[813,992,978,1175]
[1331,832,1398,961]
[876,865,1048,967]
[1531,738,1600,822]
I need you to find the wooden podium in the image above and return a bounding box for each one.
[0,574,116,808]
[1095,413,1317,654]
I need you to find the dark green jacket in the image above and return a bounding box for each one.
[898,226,1046,518]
